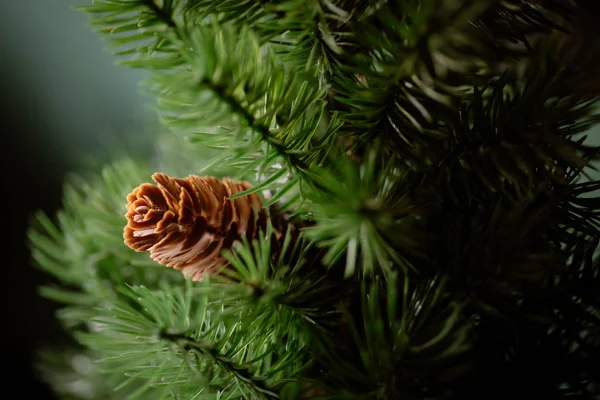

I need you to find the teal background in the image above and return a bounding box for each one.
[1,1,150,168]
[2,1,149,396]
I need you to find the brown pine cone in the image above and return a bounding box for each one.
[123,173,272,281]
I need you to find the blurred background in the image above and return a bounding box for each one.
[2,0,599,398]
[2,1,150,396]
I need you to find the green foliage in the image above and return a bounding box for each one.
[316,273,474,398]
[302,147,433,277]
[75,281,308,399]
[29,159,180,296]
[29,0,600,399]
[29,165,322,398]
[76,0,184,69]
[27,159,185,333]
[150,22,340,184]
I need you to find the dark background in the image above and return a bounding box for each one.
[1,1,599,399]
[2,1,147,396]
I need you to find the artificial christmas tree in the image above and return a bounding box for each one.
[29,0,600,399]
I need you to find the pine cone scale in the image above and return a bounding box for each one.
[155,210,177,232]
[183,216,209,249]
[177,188,195,226]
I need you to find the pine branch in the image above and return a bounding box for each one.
[316,273,473,398]
[149,22,345,197]
[426,170,600,325]
[183,0,274,29]
[199,77,312,172]
[75,282,312,399]
[79,0,343,189]
[261,1,353,78]
[196,223,345,352]
[418,51,600,208]
[184,0,362,89]
[474,0,573,48]
[301,145,435,277]
[77,0,184,69]
[27,159,184,309]
[331,0,578,165]
[160,330,280,399]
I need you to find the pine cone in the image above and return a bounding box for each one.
[123,173,270,281]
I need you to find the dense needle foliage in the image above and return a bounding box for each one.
[29,1,600,399]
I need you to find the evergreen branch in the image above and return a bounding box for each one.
[79,0,349,203]
[474,0,573,48]
[201,78,311,172]
[183,0,274,30]
[332,0,577,165]
[27,159,184,312]
[74,282,309,399]
[160,330,280,399]
[75,286,219,399]
[318,273,473,398]
[427,172,600,324]
[151,23,343,192]
[301,145,435,278]
[185,0,359,87]
[199,223,343,348]
[81,0,342,180]
[418,52,600,208]
[77,0,184,68]
[262,0,353,78]
[332,0,491,165]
